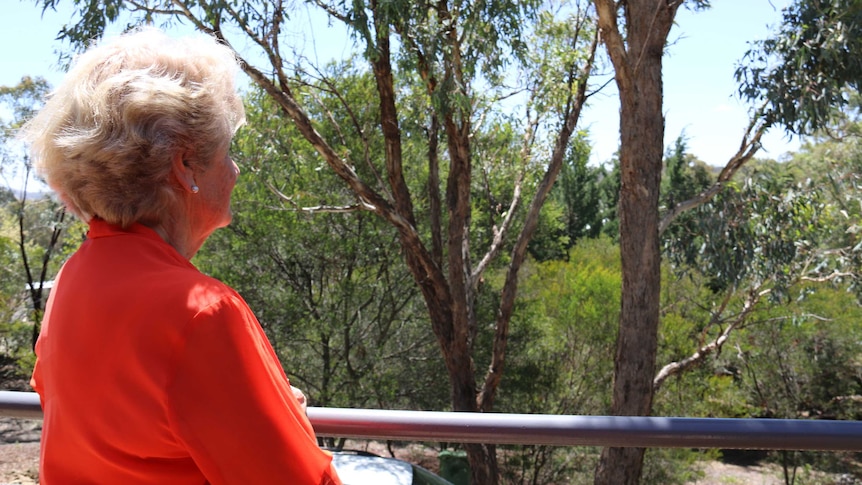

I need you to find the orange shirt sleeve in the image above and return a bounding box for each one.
[165,292,342,485]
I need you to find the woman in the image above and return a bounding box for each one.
[22,28,342,485]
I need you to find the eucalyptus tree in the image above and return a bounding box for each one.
[731,0,862,283]
[737,0,862,136]
[590,2,705,482]
[591,0,862,480]
[652,0,862,411]
[40,1,601,481]
[659,160,836,376]
[196,77,448,414]
[0,199,31,382]
[657,154,862,480]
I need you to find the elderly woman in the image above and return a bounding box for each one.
[22,28,341,485]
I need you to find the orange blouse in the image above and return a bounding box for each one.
[31,219,341,485]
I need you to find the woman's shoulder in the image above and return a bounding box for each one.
[149,268,255,337]
[163,266,243,309]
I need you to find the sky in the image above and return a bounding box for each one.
[591,0,800,166]
[1,1,799,173]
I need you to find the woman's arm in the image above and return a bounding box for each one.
[166,293,341,485]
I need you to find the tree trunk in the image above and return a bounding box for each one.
[593,1,678,483]
[594,57,664,485]
[435,295,499,484]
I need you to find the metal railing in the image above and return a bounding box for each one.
[3,391,861,451]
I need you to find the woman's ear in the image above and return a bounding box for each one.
[170,151,198,194]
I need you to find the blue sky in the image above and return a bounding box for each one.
[613,0,799,166]
[2,1,797,170]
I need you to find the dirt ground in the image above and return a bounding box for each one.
[688,461,785,485]
[0,418,847,485]
[0,418,40,485]
[0,444,794,485]
[0,441,788,485]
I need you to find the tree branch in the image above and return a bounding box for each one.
[265,180,371,213]
[653,286,771,392]
[594,0,631,92]
[659,110,769,234]
[479,22,600,412]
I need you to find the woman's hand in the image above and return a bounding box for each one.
[290,385,307,413]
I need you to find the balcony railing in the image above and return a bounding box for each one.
[2,391,861,451]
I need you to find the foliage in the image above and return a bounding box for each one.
[790,97,862,297]
[529,134,605,261]
[0,207,34,389]
[721,287,862,478]
[196,81,448,411]
[495,237,619,483]
[0,76,86,385]
[663,160,833,300]
[500,237,732,484]
[656,142,862,479]
[0,77,85,353]
[504,237,620,414]
[640,127,862,480]
[656,149,855,395]
[655,267,753,413]
[660,136,712,214]
[733,293,862,421]
[737,0,862,135]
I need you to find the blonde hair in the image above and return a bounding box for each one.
[22,27,246,227]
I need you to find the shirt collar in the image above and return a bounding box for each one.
[86,218,195,267]
[87,218,164,242]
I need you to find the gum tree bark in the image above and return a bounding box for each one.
[592,1,681,483]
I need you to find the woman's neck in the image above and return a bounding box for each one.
[142,219,204,260]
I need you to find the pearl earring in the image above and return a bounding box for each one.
[191,185,199,194]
